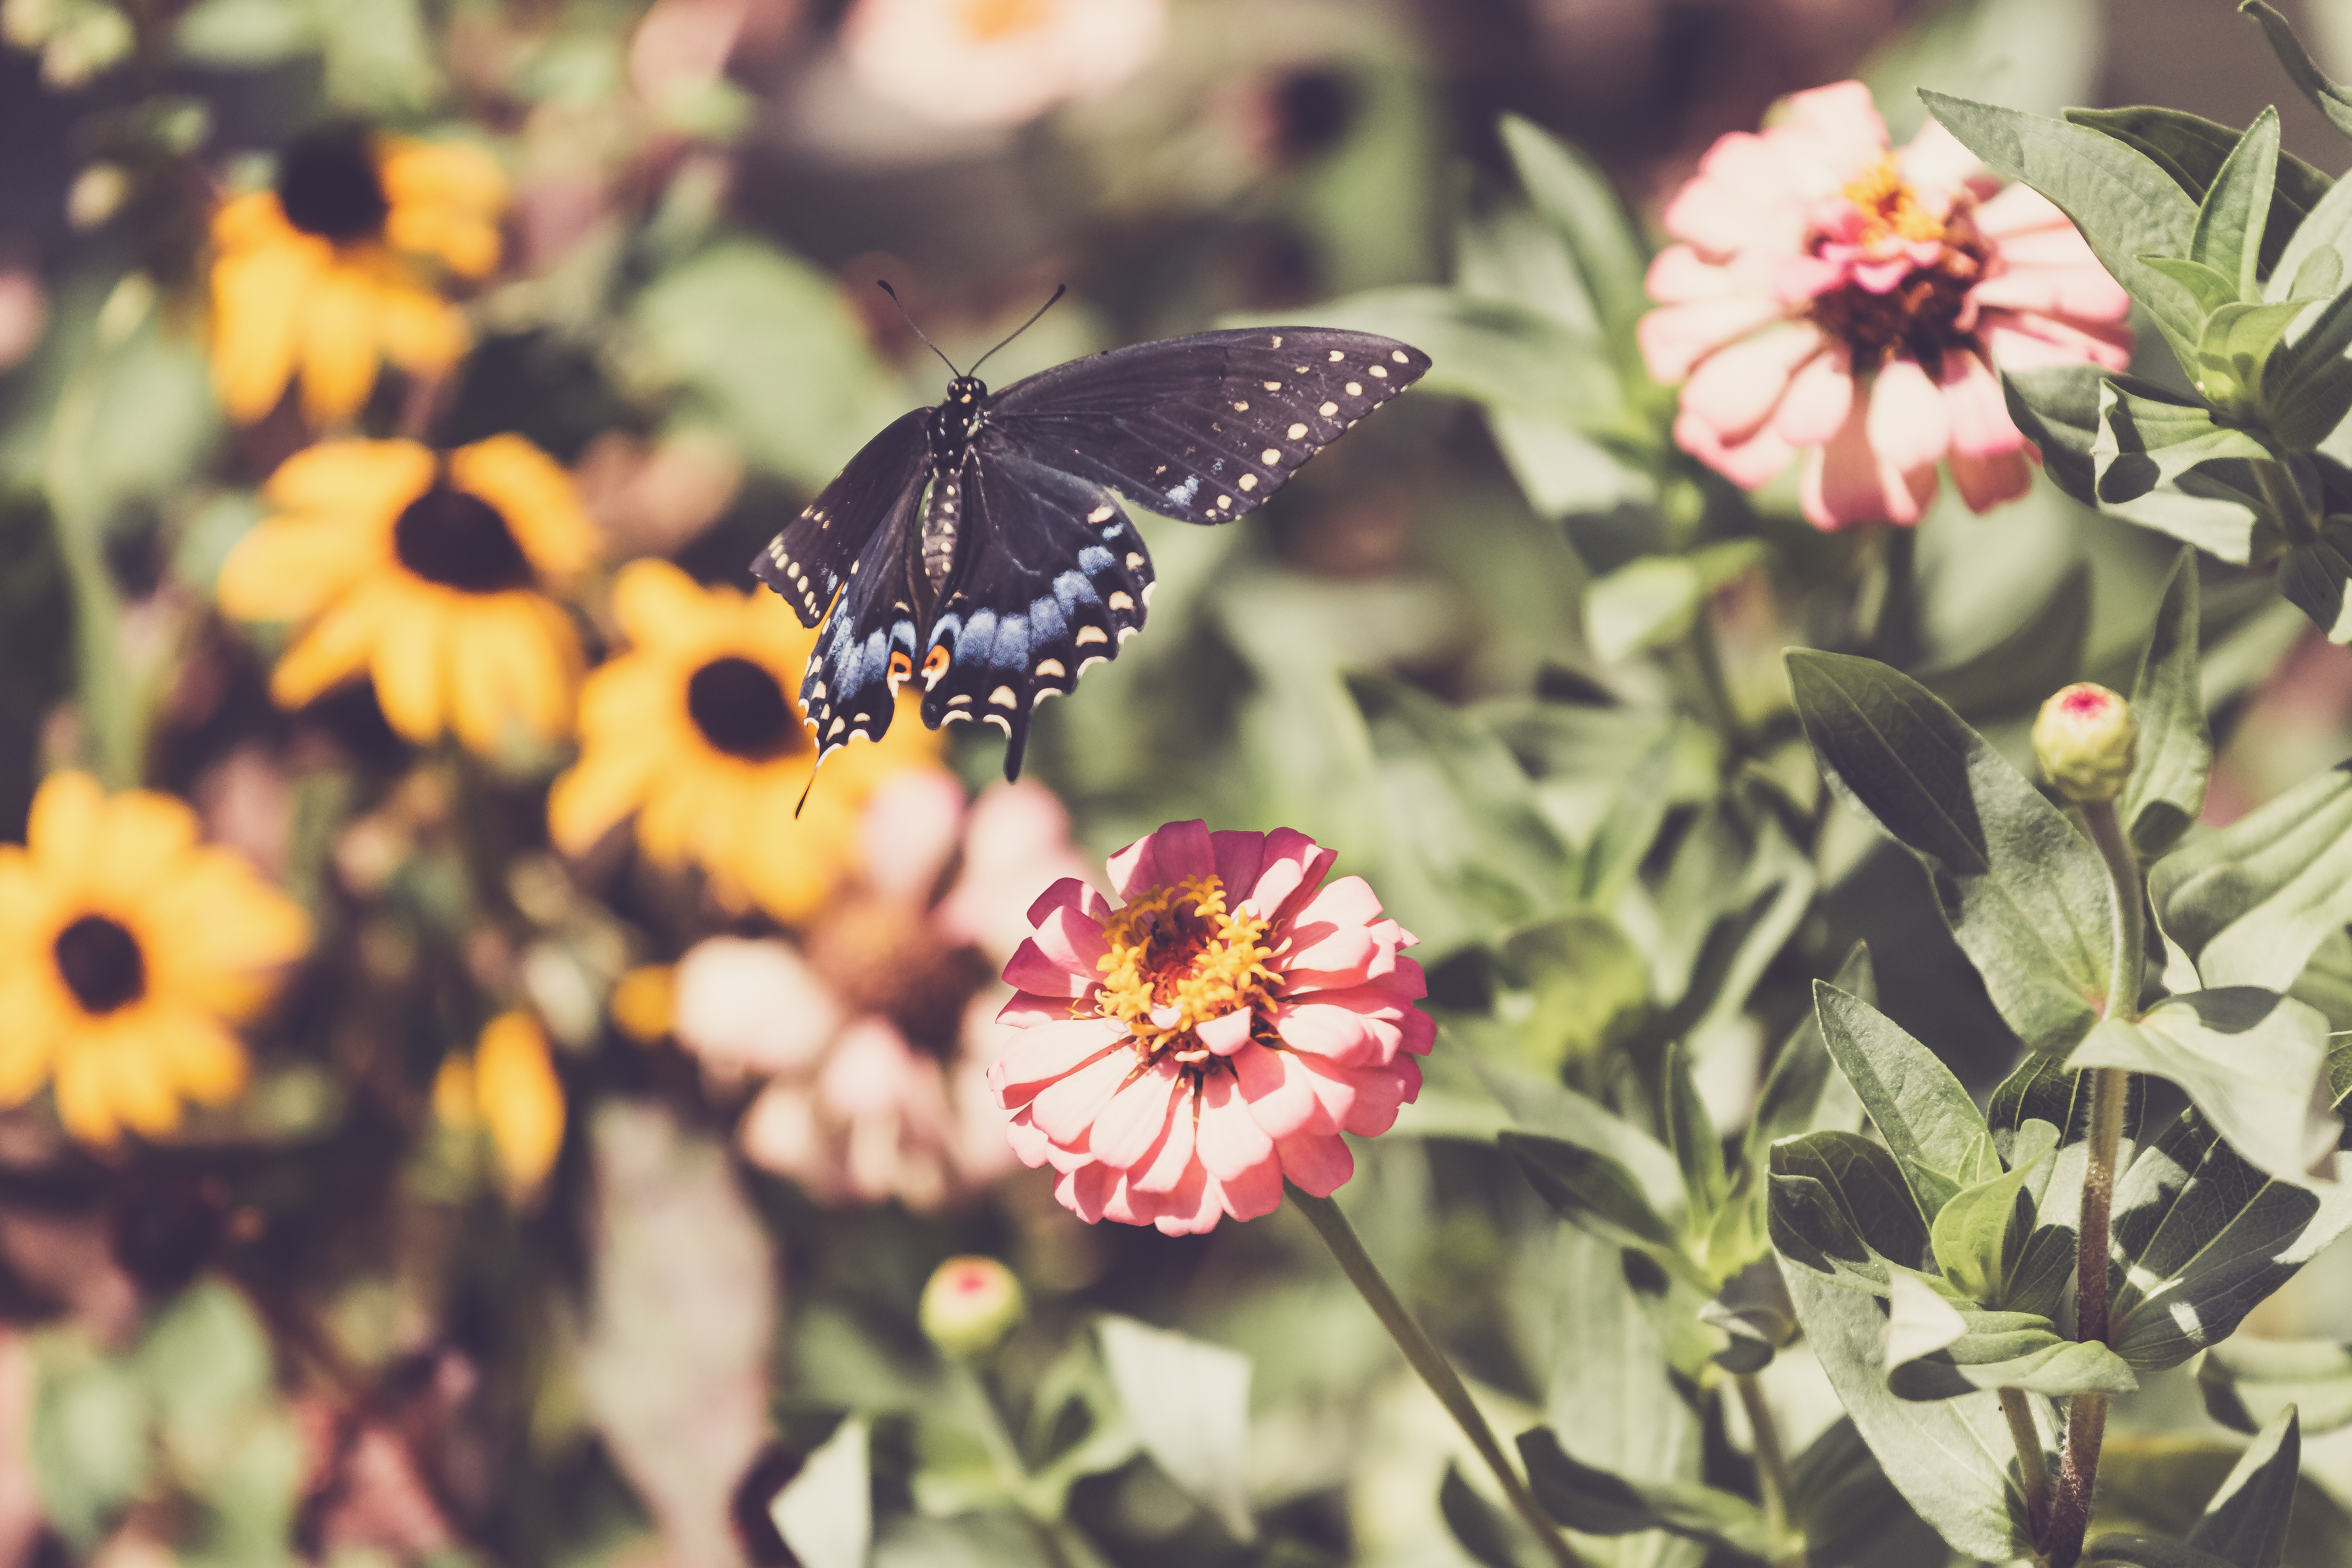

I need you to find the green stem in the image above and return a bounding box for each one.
[1734,1372,1789,1539]
[1289,1184,1587,1568]
[1998,1386,2052,1540]
[2080,799,2144,1023]
[43,362,138,788]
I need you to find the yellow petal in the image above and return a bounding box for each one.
[0,972,62,1105]
[263,438,433,521]
[95,1021,182,1138]
[295,262,385,425]
[609,966,674,1043]
[25,771,105,889]
[379,139,509,217]
[52,1040,119,1145]
[475,1012,564,1194]
[217,516,386,623]
[610,557,714,653]
[548,738,660,854]
[375,280,469,375]
[368,584,452,743]
[152,1007,248,1107]
[271,581,398,709]
[211,237,323,423]
[85,788,199,911]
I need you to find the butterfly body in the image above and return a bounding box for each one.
[754,326,1430,778]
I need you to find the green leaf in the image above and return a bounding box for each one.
[2144,255,2245,318]
[2199,298,2307,413]
[1439,1463,1526,1568]
[2260,285,2352,450]
[1930,1120,2058,1306]
[173,0,315,63]
[2190,107,2280,303]
[1097,1317,1255,1541]
[2081,1535,2241,1568]
[2199,1336,2352,1436]
[2107,1042,2352,1369]
[2070,989,2339,1185]
[1697,1258,1798,1375]
[1578,734,1678,907]
[2188,1404,2299,1568]
[2087,378,2293,563]
[28,1333,150,1553]
[1915,562,2091,719]
[2242,1,2352,148]
[1498,912,1653,1073]
[1779,1264,2048,1562]
[1784,1418,1948,1567]
[2065,105,2331,282]
[2267,162,2352,304]
[1787,651,2118,1054]
[1504,1132,1703,1287]
[2004,362,2108,506]
[2121,549,2212,857]
[1585,542,1765,663]
[772,1415,871,1568]
[1497,115,1649,334]
[2150,760,2352,990]
[1515,1427,1779,1559]
[1767,1131,1932,1290]
[1661,1041,1727,1228]
[1922,91,2203,373]
[1812,983,1991,1225]
[1745,944,1875,1166]
[1883,1271,2139,1401]
[2276,521,2352,643]
[1464,1054,1687,1214]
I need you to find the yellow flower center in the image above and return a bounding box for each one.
[1093,875,1277,1061]
[957,0,1054,41]
[1838,154,1946,252]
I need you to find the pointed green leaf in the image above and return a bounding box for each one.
[1780,1264,2047,1562]
[1438,1464,1524,1568]
[2243,1,2352,148]
[2144,255,2245,317]
[1746,944,1874,1164]
[2107,1041,2352,1369]
[1515,1427,1780,1559]
[1931,1120,2059,1305]
[1498,114,1649,332]
[1923,91,2203,373]
[2121,549,2212,856]
[1767,1131,1932,1289]
[1504,1131,1703,1287]
[2150,760,2352,990]
[1696,1257,1797,1375]
[2267,162,2352,303]
[2003,361,2108,506]
[2092,379,2288,563]
[1097,1317,1255,1541]
[2066,104,2331,282]
[1784,1417,1948,1567]
[2189,107,2279,302]
[2258,289,2352,448]
[1786,651,2118,1053]
[1812,983,1990,1225]
[1499,911,1652,1072]
[2277,523,2352,643]
[2199,1336,2352,1436]
[1915,562,2091,718]
[1578,733,1679,906]
[2069,989,2339,1185]
[2189,1404,2300,1568]
[2285,244,2343,299]
[1884,1271,2138,1401]
[1662,1041,1727,1226]
[2200,297,2306,412]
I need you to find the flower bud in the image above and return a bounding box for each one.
[2032,683,2138,803]
[919,1256,1024,1359]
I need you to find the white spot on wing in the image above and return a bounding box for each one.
[1239,474,1258,490]
[989,686,1017,707]
[1036,658,1066,677]
[1108,591,1135,611]
[1076,626,1108,646]
[1165,475,1201,506]
[1346,382,1363,396]
[1287,423,1307,439]
[1087,504,1115,523]
[1260,448,1280,464]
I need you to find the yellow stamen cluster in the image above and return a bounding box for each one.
[1093,875,1278,1062]
[1839,154,1947,250]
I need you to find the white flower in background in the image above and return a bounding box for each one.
[842,0,1168,128]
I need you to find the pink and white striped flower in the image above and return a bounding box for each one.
[1641,81,2134,528]
[989,821,1432,1236]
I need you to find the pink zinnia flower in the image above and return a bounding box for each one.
[671,770,1095,1209]
[1641,81,2134,529]
[989,821,1433,1236]
[842,0,1167,129]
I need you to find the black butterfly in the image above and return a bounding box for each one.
[751,291,1430,779]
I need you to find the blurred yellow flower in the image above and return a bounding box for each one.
[435,1011,566,1196]
[547,558,942,923]
[610,963,675,1044]
[0,771,310,1144]
[218,435,600,755]
[210,123,506,426]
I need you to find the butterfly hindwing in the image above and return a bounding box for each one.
[985,327,1429,526]
[752,408,928,629]
[917,448,1154,778]
[797,474,929,762]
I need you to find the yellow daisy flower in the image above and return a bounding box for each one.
[0,772,310,1145]
[210,122,506,426]
[217,435,600,755]
[434,1011,566,1198]
[547,558,943,923]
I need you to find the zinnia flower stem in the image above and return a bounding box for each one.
[1288,1184,1589,1568]
[1732,1372,1789,1537]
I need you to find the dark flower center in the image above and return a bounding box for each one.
[686,656,805,763]
[276,123,392,244]
[1803,195,1994,378]
[54,915,146,1015]
[392,482,536,594]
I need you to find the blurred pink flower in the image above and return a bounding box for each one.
[671,771,1096,1208]
[1640,81,2133,529]
[842,0,1167,128]
[990,821,1433,1236]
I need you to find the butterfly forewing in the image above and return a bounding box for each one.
[753,408,928,628]
[985,328,1430,526]
[916,450,1154,778]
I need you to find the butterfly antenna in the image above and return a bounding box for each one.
[969,284,1067,377]
[876,279,960,377]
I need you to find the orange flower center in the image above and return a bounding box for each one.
[1804,157,1992,374]
[1094,875,1277,1063]
[957,0,1054,41]
[1837,155,1947,252]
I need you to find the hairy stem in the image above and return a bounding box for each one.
[1289,1185,1587,1568]
[2080,799,2145,1023]
[1998,1386,2052,1540]
[1734,1372,1790,1538]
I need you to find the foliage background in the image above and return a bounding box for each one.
[7,0,2352,1566]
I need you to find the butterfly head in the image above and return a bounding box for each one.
[946,374,987,405]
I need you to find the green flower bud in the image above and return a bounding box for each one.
[919,1256,1025,1359]
[2032,683,2138,803]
